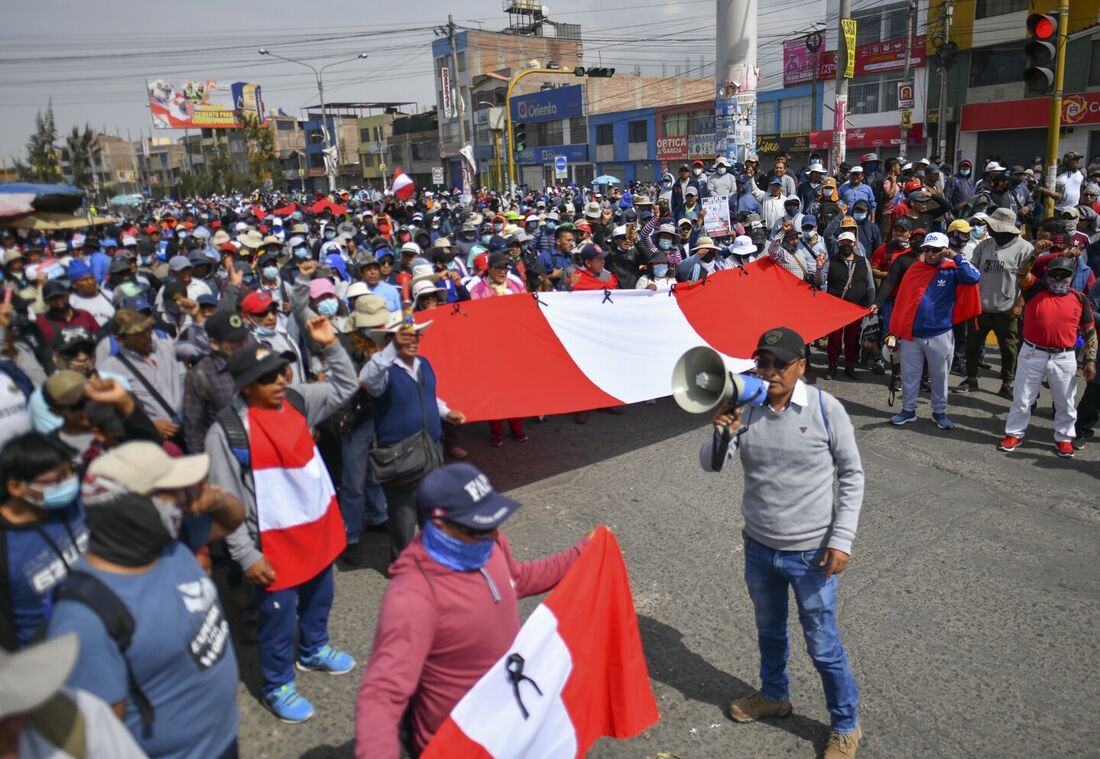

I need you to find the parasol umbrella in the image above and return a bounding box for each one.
[593,175,621,185]
[3,213,117,231]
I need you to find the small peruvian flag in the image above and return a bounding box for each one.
[421,526,659,758]
[390,167,416,201]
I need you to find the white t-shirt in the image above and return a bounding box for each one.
[69,292,115,327]
[1056,170,1085,210]
[0,370,30,449]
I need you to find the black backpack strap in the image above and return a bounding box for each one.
[215,406,251,471]
[286,388,306,418]
[0,528,16,652]
[54,571,155,732]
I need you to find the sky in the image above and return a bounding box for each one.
[0,0,823,163]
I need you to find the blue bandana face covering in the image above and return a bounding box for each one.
[422,521,494,571]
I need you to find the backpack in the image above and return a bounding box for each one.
[215,390,307,474]
[53,571,155,735]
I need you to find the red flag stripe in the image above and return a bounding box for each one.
[259,497,345,592]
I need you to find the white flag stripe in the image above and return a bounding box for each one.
[252,447,335,531]
[539,288,754,404]
[451,605,578,758]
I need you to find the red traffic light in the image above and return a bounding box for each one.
[1028,13,1057,40]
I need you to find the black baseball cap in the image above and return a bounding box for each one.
[415,463,520,530]
[752,326,805,364]
[52,326,95,354]
[579,243,606,262]
[487,251,510,269]
[227,341,294,391]
[205,310,250,342]
[42,280,70,300]
[1047,256,1075,275]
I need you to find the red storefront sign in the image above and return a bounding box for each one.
[961,92,1100,132]
[656,135,689,161]
[783,35,926,86]
[809,123,924,151]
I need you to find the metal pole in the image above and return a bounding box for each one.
[833,0,850,169]
[1043,0,1070,218]
[715,0,758,162]
[448,15,470,195]
[936,1,952,161]
[898,0,916,161]
[505,67,578,193]
[316,72,336,193]
[493,129,503,191]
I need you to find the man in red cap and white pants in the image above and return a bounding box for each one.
[998,255,1097,458]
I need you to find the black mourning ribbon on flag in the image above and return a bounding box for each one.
[505,653,542,720]
[601,288,614,304]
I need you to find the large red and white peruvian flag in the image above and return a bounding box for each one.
[421,526,659,758]
[390,167,416,201]
[416,259,869,422]
[248,402,346,591]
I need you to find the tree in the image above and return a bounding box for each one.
[65,124,101,193]
[14,101,61,182]
[241,115,283,190]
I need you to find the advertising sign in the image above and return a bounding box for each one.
[783,35,926,86]
[688,132,716,159]
[147,79,265,129]
[897,82,915,109]
[841,20,858,78]
[510,85,584,124]
[517,144,589,165]
[702,195,732,238]
[656,135,689,161]
[441,66,455,119]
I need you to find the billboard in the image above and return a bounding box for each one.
[782,35,926,86]
[510,85,584,124]
[147,79,265,129]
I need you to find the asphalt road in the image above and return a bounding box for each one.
[235,360,1100,758]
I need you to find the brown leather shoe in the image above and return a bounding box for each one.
[824,726,862,758]
[727,692,793,723]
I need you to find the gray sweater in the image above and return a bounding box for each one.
[970,235,1032,313]
[699,381,864,554]
[206,340,357,571]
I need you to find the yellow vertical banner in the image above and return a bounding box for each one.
[841,19,858,78]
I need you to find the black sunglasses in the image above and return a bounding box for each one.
[254,367,285,386]
[754,356,796,372]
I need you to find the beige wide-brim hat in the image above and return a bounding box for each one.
[0,633,79,719]
[88,441,209,495]
[368,311,433,341]
[344,293,390,332]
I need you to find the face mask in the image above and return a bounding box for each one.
[970,226,985,239]
[896,240,911,250]
[446,259,461,272]
[316,298,339,317]
[693,168,702,176]
[261,265,279,281]
[803,230,815,241]
[255,325,276,337]
[701,251,716,263]
[546,221,557,231]
[949,233,968,249]
[480,234,493,245]
[86,492,173,567]
[786,206,799,217]
[421,521,494,571]
[961,169,971,177]
[492,223,503,233]
[653,263,669,278]
[140,254,153,265]
[24,475,79,510]
[853,212,867,222]
[525,224,538,234]
[658,238,673,251]
[1047,274,1072,295]
[662,180,672,188]
[839,245,854,257]
[991,231,1018,247]
[717,167,727,176]
[324,230,336,240]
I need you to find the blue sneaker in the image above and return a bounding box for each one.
[296,644,356,675]
[263,683,314,724]
[931,412,954,430]
[890,409,917,426]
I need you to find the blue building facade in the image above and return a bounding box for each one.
[587,107,659,186]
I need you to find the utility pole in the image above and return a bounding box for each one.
[806,31,822,143]
[447,15,472,198]
[833,0,851,169]
[1043,0,1070,217]
[936,1,953,161]
[898,0,916,162]
[715,0,758,162]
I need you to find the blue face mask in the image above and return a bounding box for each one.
[446,259,461,272]
[421,521,494,571]
[139,255,153,265]
[653,263,669,278]
[960,169,971,177]
[28,475,79,510]
[480,234,493,245]
[716,167,727,176]
[546,221,557,231]
[853,212,867,222]
[324,230,336,240]
[658,238,673,251]
[970,226,985,239]
[262,265,279,281]
[803,230,815,241]
[293,247,309,259]
[255,325,276,337]
[316,298,339,317]
[786,206,799,217]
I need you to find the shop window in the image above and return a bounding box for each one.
[662,112,689,137]
[975,0,1027,19]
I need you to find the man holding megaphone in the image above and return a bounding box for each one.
[688,327,866,758]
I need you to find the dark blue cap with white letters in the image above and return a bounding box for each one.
[416,463,520,530]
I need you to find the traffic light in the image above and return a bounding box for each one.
[1024,13,1057,92]
[514,123,526,154]
[586,67,616,78]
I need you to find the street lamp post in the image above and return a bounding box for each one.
[258,49,368,193]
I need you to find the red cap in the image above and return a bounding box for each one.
[240,290,274,315]
[145,225,159,235]
[211,220,222,229]
[473,252,489,273]
[218,242,237,254]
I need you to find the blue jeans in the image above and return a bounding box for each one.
[258,565,334,692]
[743,536,859,733]
[340,420,387,543]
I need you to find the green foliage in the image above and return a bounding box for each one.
[14,102,61,182]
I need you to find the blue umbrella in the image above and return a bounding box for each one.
[593,174,621,185]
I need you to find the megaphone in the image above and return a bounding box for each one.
[671,346,768,414]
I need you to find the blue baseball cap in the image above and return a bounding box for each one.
[67,260,93,281]
[801,215,817,228]
[119,295,153,314]
[415,463,520,530]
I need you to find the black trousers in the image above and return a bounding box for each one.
[1075,382,1100,437]
[381,480,421,562]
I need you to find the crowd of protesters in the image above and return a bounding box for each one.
[0,143,1096,758]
